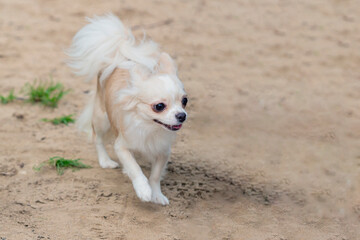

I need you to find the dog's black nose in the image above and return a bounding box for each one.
[175,112,186,123]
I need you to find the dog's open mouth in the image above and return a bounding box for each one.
[153,119,182,131]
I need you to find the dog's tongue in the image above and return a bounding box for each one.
[171,124,182,131]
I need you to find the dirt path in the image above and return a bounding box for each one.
[1,0,360,239]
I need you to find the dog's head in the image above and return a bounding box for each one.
[126,53,188,132]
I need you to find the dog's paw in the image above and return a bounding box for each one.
[99,158,120,169]
[132,176,152,202]
[151,191,169,205]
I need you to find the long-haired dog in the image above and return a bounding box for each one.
[66,14,188,205]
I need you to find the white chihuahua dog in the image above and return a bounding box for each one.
[66,14,187,205]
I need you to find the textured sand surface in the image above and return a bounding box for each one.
[1,0,360,239]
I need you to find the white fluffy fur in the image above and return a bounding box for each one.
[66,14,159,83]
[67,14,187,205]
[75,91,95,139]
[67,14,159,138]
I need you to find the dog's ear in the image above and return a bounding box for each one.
[158,52,177,75]
[130,64,151,84]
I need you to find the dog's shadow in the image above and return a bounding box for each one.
[107,150,295,208]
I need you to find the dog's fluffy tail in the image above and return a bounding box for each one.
[66,13,159,83]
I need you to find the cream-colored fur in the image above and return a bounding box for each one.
[67,14,187,205]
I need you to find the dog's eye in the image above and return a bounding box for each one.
[153,103,166,112]
[182,97,188,107]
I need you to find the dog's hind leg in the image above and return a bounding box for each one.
[92,99,120,169]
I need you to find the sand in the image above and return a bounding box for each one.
[0,0,360,239]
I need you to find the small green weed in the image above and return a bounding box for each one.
[0,90,16,104]
[42,114,75,125]
[33,156,92,175]
[23,79,69,108]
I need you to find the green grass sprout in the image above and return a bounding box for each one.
[42,114,75,125]
[23,78,69,108]
[0,90,16,104]
[33,156,92,175]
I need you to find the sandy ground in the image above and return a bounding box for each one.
[1,0,360,239]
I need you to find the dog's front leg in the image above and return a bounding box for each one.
[149,152,170,205]
[114,138,152,202]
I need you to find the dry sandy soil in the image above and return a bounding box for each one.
[1,0,360,239]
